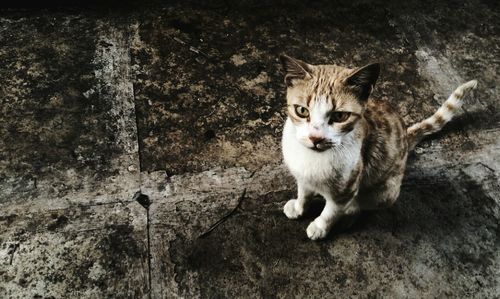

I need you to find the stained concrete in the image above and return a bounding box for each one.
[1,0,499,298]
[0,13,147,298]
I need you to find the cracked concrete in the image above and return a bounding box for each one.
[1,0,499,298]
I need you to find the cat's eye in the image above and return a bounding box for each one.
[328,111,351,124]
[294,105,310,118]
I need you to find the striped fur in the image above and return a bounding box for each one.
[407,80,478,150]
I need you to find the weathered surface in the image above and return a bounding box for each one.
[130,0,499,176]
[0,202,148,298]
[0,14,148,297]
[133,0,499,298]
[0,0,499,298]
[0,15,140,206]
[148,159,499,298]
[145,165,293,298]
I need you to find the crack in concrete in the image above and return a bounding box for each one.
[128,22,154,298]
[77,201,127,207]
[133,191,152,299]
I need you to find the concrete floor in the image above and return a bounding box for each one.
[1,0,499,298]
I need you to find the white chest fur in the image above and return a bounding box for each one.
[282,118,361,191]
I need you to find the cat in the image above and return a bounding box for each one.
[279,54,477,240]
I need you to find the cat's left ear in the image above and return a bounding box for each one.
[344,63,380,101]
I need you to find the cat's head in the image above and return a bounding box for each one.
[280,54,380,151]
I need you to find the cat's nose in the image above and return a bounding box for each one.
[309,136,325,146]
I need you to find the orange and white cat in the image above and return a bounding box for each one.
[280,54,477,240]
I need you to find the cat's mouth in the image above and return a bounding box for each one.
[310,143,332,152]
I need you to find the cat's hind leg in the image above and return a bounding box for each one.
[359,174,404,210]
[284,182,313,219]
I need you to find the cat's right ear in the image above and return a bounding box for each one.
[279,54,313,87]
[344,63,380,102]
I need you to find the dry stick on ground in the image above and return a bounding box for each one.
[199,188,247,238]
[171,36,210,59]
[8,243,18,265]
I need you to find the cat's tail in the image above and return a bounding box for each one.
[407,80,478,151]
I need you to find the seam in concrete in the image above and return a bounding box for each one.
[146,205,152,299]
[133,191,152,299]
[77,201,127,207]
[129,21,153,299]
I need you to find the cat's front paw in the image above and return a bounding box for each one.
[283,199,303,219]
[306,220,328,240]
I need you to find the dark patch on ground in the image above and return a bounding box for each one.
[0,15,127,196]
[98,224,144,278]
[47,215,69,231]
[133,191,151,209]
[0,214,18,226]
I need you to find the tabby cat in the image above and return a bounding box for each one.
[280,54,477,240]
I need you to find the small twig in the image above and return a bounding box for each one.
[273,258,281,268]
[188,46,210,59]
[171,36,211,59]
[172,37,186,45]
[477,162,495,173]
[199,188,246,238]
[248,170,257,179]
[8,243,19,265]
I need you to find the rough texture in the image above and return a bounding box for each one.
[0,0,499,298]
[0,202,148,298]
[0,13,148,297]
[0,15,140,206]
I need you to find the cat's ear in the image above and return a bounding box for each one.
[279,54,313,87]
[345,63,380,101]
